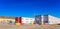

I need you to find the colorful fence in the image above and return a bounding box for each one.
[43,15,49,25]
[0,19,15,25]
[35,15,42,25]
[0,17,35,26]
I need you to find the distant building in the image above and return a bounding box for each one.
[21,17,34,25]
[35,15,60,25]
[48,15,60,24]
[0,15,60,25]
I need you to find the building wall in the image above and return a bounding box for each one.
[21,17,35,24]
[35,15,60,25]
[48,15,60,24]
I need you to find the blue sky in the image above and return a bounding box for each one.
[0,0,60,18]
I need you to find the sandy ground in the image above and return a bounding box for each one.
[0,24,60,29]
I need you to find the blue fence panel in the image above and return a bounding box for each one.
[35,15,42,25]
[43,15,49,24]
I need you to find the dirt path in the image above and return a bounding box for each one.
[0,24,60,29]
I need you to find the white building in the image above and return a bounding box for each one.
[21,17,35,24]
[35,15,60,25]
[48,15,60,24]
